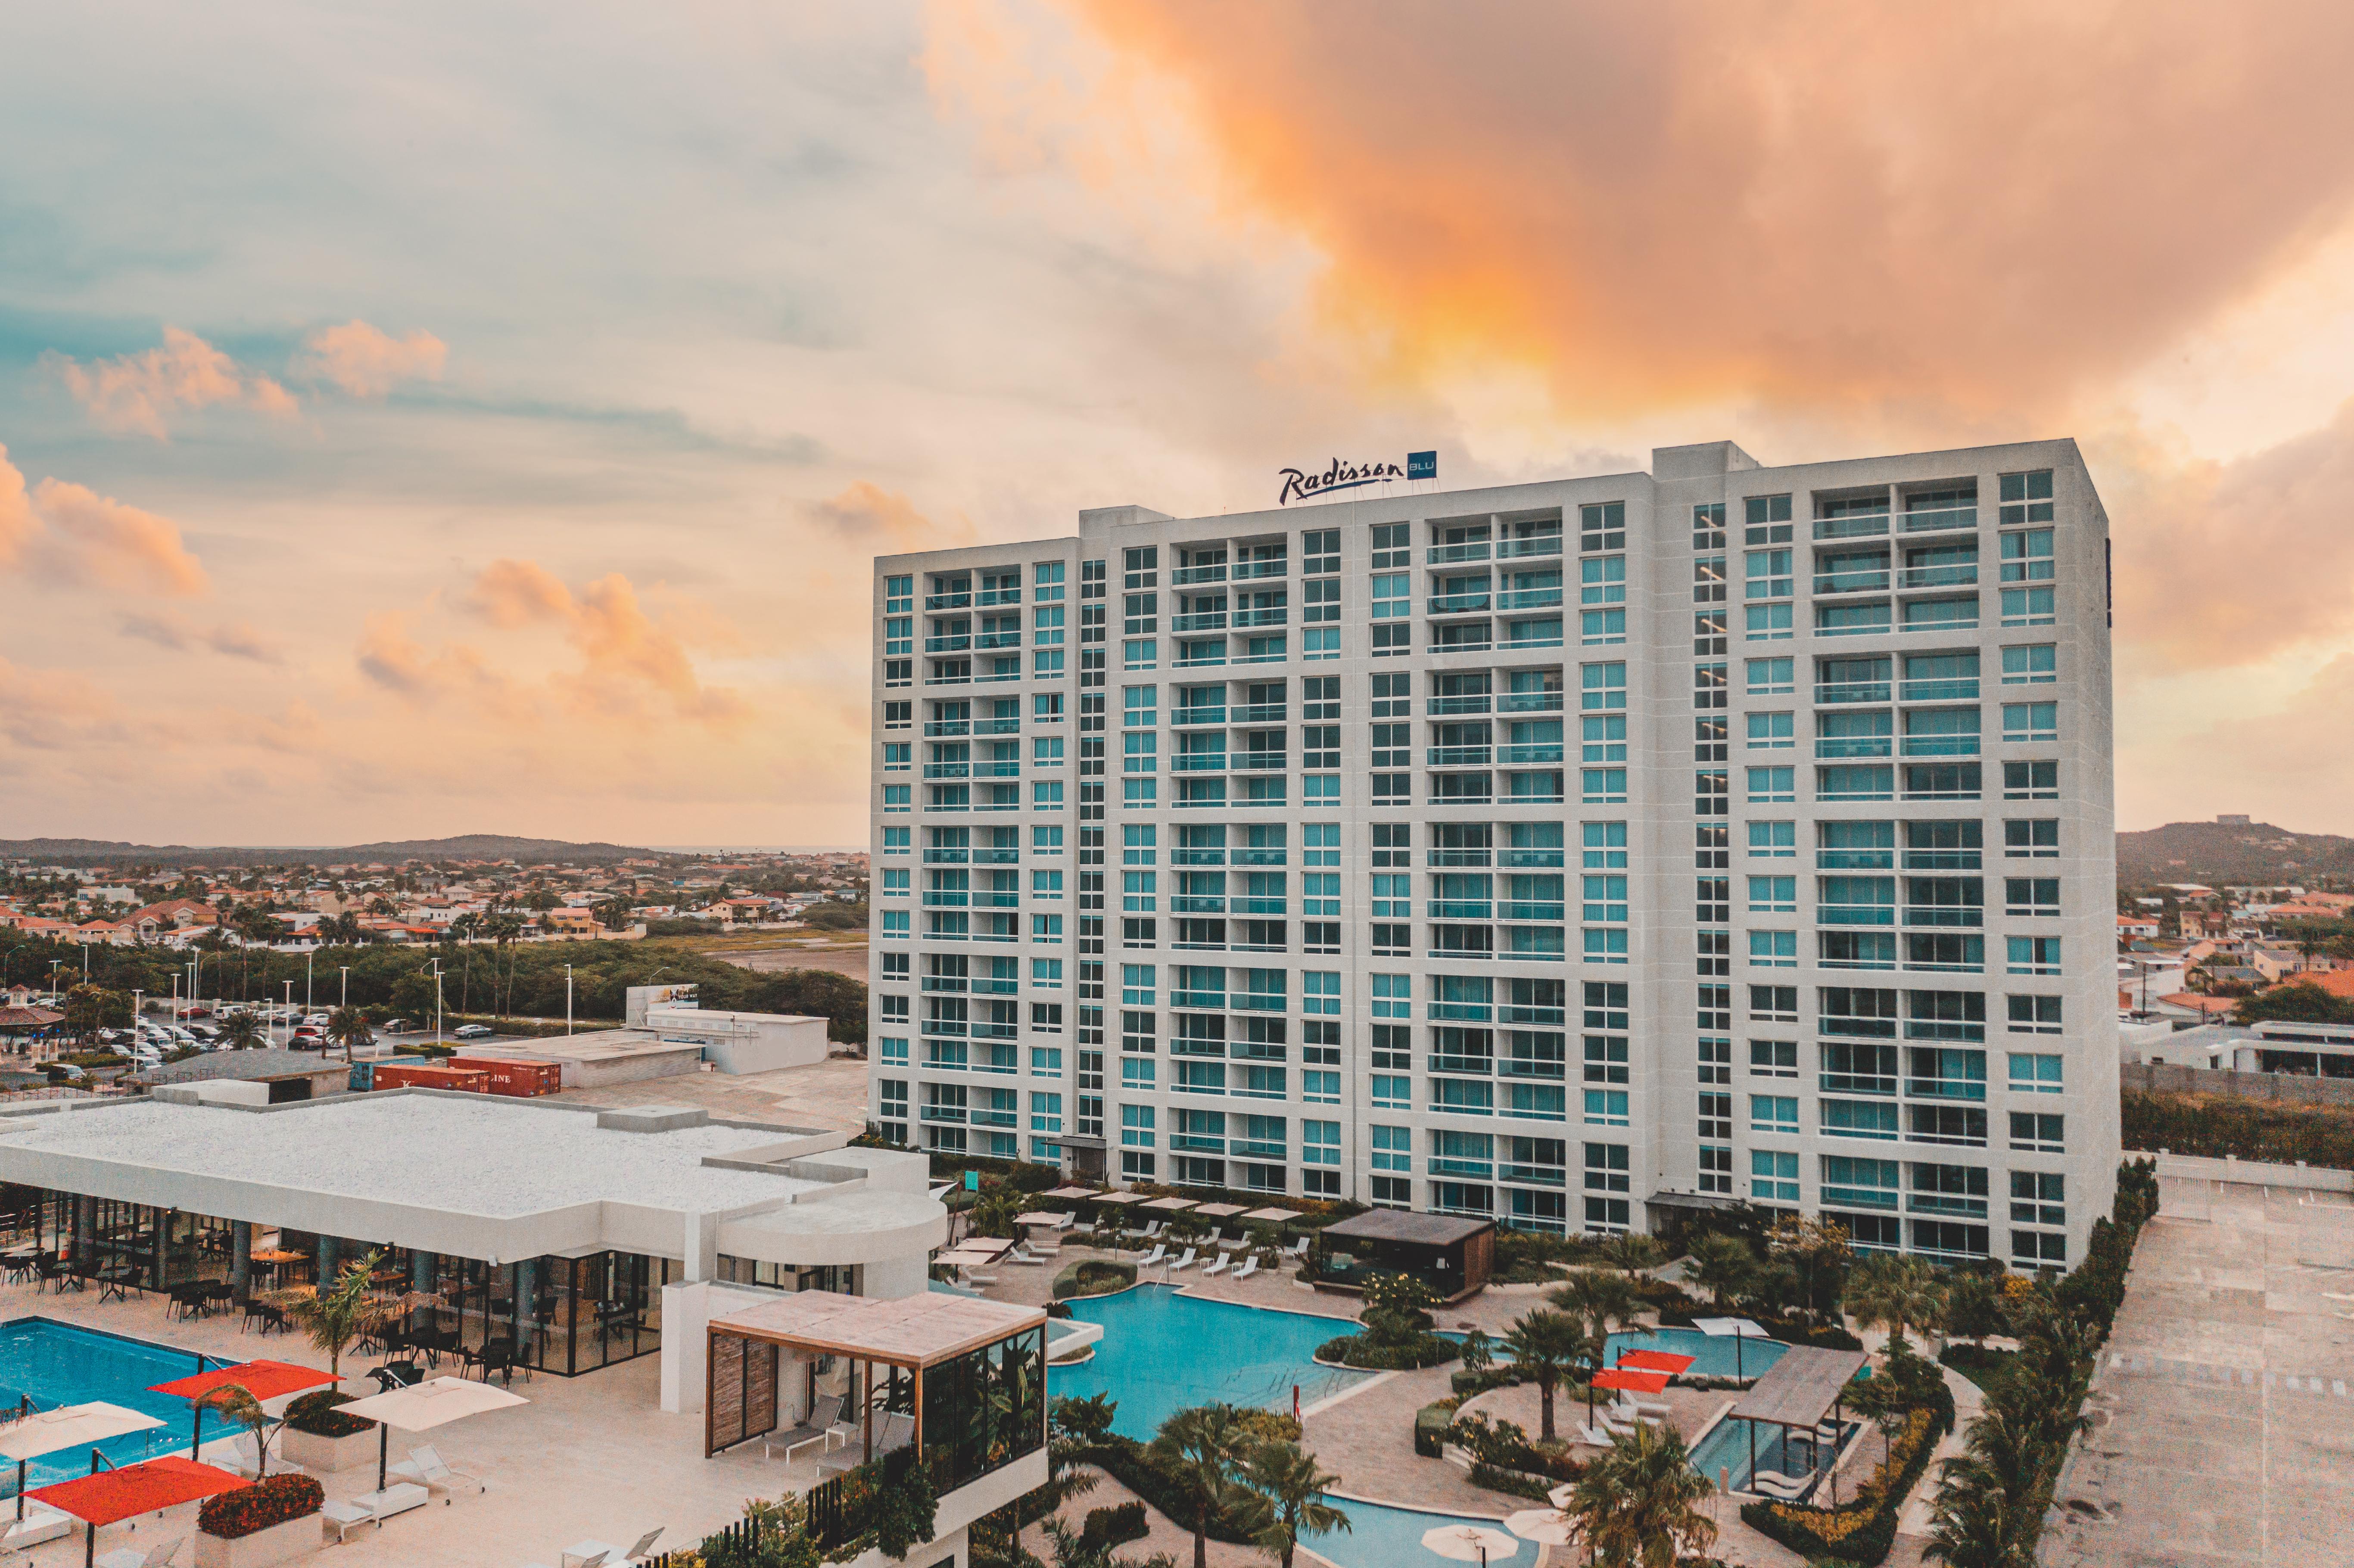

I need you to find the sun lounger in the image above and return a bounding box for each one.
[1165,1247,1199,1272]
[1199,1252,1233,1277]
[764,1395,846,1462]
[560,1529,662,1568]
[388,1442,484,1495]
[94,1534,183,1568]
[1230,1257,1259,1282]
[962,1270,998,1287]
[220,1434,305,1481]
[1006,1244,1043,1266]
[1748,1469,1810,1499]
[1136,1243,1166,1266]
[1612,1393,1672,1420]
[1283,1236,1310,1259]
[2,1500,73,1549]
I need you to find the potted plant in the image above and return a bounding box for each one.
[274,1391,379,1474]
[195,1473,325,1568]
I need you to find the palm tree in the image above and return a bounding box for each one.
[1548,1269,1641,1371]
[1600,1231,1665,1284]
[1843,1253,1948,1348]
[1147,1403,1252,1568]
[1502,1310,1588,1443]
[288,1248,384,1382]
[1238,1440,1348,1568]
[1923,1466,2038,1568]
[196,1383,275,1476]
[595,895,635,932]
[1564,1422,1719,1568]
[326,1005,372,1061]
[220,1010,265,1051]
[1684,1232,1756,1311]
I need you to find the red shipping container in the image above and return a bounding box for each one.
[370,1061,491,1094]
[451,1056,563,1097]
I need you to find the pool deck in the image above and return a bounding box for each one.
[0,1278,825,1568]
[984,1247,1839,1567]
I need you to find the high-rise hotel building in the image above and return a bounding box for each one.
[868,439,2117,1269]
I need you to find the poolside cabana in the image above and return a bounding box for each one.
[1725,1344,1867,1495]
[704,1291,1046,1487]
[1314,1210,1496,1302]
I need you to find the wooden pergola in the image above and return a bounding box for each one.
[704,1290,1047,1463]
[1726,1344,1868,1490]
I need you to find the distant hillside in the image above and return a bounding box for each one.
[0,834,670,870]
[2120,821,2354,889]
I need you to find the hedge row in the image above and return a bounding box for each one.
[198,1475,324,1540]
[1739,1379,1955,1565]
[2122,1088,2354,1169]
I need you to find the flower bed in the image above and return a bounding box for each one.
[199,1475,325,1541]
[1739,1382,1954,1566]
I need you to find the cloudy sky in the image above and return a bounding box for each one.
[4,1,2352,847]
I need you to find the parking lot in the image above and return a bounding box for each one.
[2044,1175,2354,1568]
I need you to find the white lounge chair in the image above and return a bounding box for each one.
[1,1500,73,1549]
[1007,1244,1044,1266]
[1136,1243,1166,1266]
[1283,1236,1311,1259]
[220,1433,305,1481]
[562,1530,663,1568]
[389,1441,486,1495]
[962,1270,998,1287]
[1200,1253,1233,1277]
[1612,1392,1672,1419]
[1198,1228,1224,1248]
[1140,1220,1165,1240]
[1230,1257,1260,1282]
[764,1394,846,1462]
[1165,1247,1199,1272]
[94,1534,183,1568]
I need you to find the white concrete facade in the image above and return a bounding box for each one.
[868,439,2118,1269]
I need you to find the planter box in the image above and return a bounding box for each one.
[195,1513,322,1568]
[279,1425,377,1473]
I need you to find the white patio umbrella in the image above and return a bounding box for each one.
[0,1403,165,1522]
[1420,1523,1520,1565]
[1504,1507,1577,1568]
[335,1374,528,1490]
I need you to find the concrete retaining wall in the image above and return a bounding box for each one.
[2123,1061,2354,1107]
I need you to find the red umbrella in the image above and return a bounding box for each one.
[30,1456,247,1568]
[148,1360,338,1465]
[1614,1349,1695,1376]
[1585,1366,1671,1431]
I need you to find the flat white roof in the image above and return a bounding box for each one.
[0,1094,820,1219]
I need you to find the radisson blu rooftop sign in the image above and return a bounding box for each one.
[1278,450,1436,505]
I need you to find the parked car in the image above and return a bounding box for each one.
[380,1018,411,1034]
[303,1014,330,1028]
[452,1024,494,1040]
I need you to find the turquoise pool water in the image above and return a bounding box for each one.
[1049,1286,1371,1439]
[1305,1494,1524,1568]
[1688,1415,1859,1494]
[0,1319,212,1490]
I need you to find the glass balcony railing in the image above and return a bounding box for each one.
[1900,737,1979,757]
[1901,505,1977,533]
[1903,906,1981,927]
[1172,613,1227,633]
[925,591,972,610]
[1817,905,1896,925]
[1429,694,1491,715]
[1170,849,1225,866]
[1231,753,1287,772]
[1428,541,1491,564]
[1497,744,1564,764]
[1233,558,1287,579]
[975,588,1021,606]
[1427,849,1491,867]
[1899,679,1978,702]
[923,763,970,779]
[1171,706,1226,727]
[1172,564,1227,585]
[1233,607,1288,628]
[974,632,1021,650]
[1428,592,1492,614]
[1905,1075,1987,1101]
[925,636,971,653]
[1426,900,1495,919]
[1233,848,1287,866]
[1232,703,1286,723]
[921,892,968,907]
[1499,691,1564,712]
[1813,514,1889,541]
[924,721,969,737]
[1170,896,1224,914]
[1499,848,1565,868]
[923,849,969,865]
[1816,739,1893,759]
[1171,755,1227,772]
[1814,569,1890,594]
[1900,564,1977,589]
[971,761,1021,778]
[1815,681,1892,704]
[1498,534,1563,559]
[1499,902,1565,921]
[1498,587,1564,610]
[1429,746,1492,766]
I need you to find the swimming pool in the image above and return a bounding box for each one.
[1049,1286,1372,1439]
[1304,1494,1522,1568]
[1688,1414,1859,1494]
[0,1319,212,1490]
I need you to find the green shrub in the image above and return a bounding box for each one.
[1413,1400,1459,1459]
[1080,1502,1148,1549]
[2123,1089,2354,1169]
[1468,1462,1556,1500]
[1316,1332,1459,1370]
[1740,1380,1955,1565]
[1936,1343,2018,1391]
[282,1390,373,1438]
[1052,1259,1137,1300]
[198,1474,324,1539]
[1079,1436,1260,1545]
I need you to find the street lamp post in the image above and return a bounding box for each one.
[282,981,293,1047]
[339,966,349,1010]
[565,964,573,1037]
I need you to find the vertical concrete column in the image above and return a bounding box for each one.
[318,1234,339,1283]
[411,1250,434,1291]
[72,1196,93,1272]
[515,1258,539,1364]
[230,1222,251,1296]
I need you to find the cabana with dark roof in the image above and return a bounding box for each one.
[1313,1210,1496,1301]
[1724,1344,1868,1496]
[704,1290,1048,1519]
